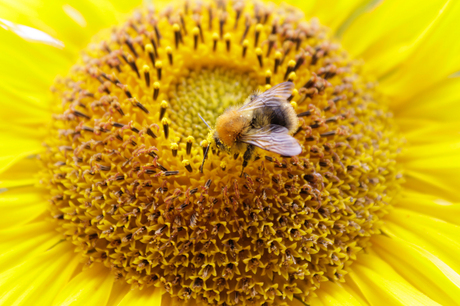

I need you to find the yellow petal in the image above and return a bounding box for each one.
[373,234,460,305]
[0,28,71,101]
[384,208,460,272]
[160,294,173,306]
[292,297,314,306]
[396,191,460,225]
[0,187,47,229]
[0,152,39,175]
[404,168,460,202]
[400,141,460,169]
[342,0,458,85]
[399,137,460,187]
[0,137,43,186]
[0,121,46,141]
[403,139,460,161]
[106,281,131,306]
[397,122,460,202]
[0,0,140,53]
[0,241,79,305]
[0,1,139,121]
[288,0,369,33]
[394,76,460,118]
[0,154,40,189]
[311,281,365,305]
[0,136,41,161]
[379,1,460,103]
[0,83,52,118]
[398,119,460,145]
[52,263,114,306]
[348,251,441,305]
[342,1,447,65]
[116,287,162,306]
[0,221,63,273]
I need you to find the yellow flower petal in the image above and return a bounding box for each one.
[106,281,131,306]
[397,122,460,202]
[396,191,460,225]
[0,0,147,121]
[373,234,460,305]
[0,241,79,305]
[0,221,62,273]
[404,168,460,202]
[311,281,365,305]
[0,29,71,98]
[348,251,441,305]
[52,263,114,306]
[394,76,460,118]
[288,0,369,32]
[0,178,35,190]
[0,89,50,126]
[0,121,46,140]
[0,132,43,175]
[379,1,460,102]
[398,119,460,145]
[116,287,162,306]
[0,0,141,53]
[342,0,457,81]
[0,135,41,155]
[0,153,36,176]
[0,187,47,229]
[0,155,40,189]
[384,208,460,273]
[401,141,460,170]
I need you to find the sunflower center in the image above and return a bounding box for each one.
[169,68,257,141]
[39,0,402,305]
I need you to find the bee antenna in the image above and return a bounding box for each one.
[198,113,212,130]
[200,145,210,173]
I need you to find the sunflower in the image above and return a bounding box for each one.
[1,0,459,305]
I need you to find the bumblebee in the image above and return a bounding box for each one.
[200,82,301,174]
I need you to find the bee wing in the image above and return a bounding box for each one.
[240,124,302,156]
[239,82,295,111]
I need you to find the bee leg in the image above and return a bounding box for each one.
[240,145,254,177]
[199,145,210,173]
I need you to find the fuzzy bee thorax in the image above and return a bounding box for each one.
[215,108,252,147]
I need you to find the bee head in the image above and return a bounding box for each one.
[204,130,225,151]
[213,133,225,151]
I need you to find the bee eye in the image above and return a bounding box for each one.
[214,137,224,149]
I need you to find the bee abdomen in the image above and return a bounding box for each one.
[255,105,298,134]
